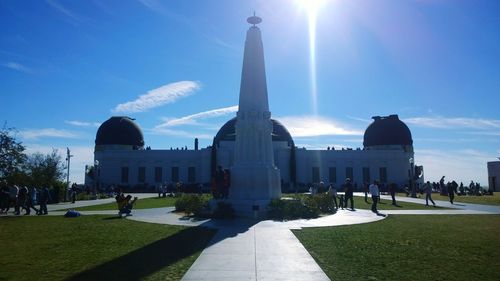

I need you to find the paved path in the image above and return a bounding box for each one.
[180,209,384,281]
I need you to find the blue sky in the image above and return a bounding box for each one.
[1,0,499,185]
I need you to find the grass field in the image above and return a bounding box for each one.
[293,215,500,281]
[433,193,500,206]
[0,215,215,281]
[74,196,178,211]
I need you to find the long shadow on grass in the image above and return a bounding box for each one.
[65,226,216,281]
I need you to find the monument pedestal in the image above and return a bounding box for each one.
[227,165,281,218]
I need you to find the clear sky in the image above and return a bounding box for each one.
[1,0,499,185]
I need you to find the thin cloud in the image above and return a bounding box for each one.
[278,115,363,137]
[149,128,213,140]
[65,120,101,127]
[404,116,500,130]
[347,115,372,123]
[113,81,200,113]
[46,0,84,25]
[20,128,79,140]
[157,105,238,128]
[214,38,239,51]
[2,62,33,74]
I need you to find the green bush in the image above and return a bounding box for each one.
[305,193,335,214]
[268,198,319,220]
[175,194,208,216]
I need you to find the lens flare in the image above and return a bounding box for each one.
[295,0,327,115]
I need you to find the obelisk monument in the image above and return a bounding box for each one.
[229,14,282,217]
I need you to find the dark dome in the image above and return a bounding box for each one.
[95,116,144,147]
[363,115,413,147]
[214,117,293,145]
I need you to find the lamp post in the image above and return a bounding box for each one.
[66,147,73,201]
[409,157,416,198]
[94,160,99,194]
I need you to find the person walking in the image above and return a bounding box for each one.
[25,186,39,215]
[447,182,455,204]
[38,186,51,215]
[343,178,354,210]
[389,183,397,206]
[363,182,369,203]
[424,181,436,207]
[0,184,9,214]
[9,184,18,214]
[328,183,338,210]
[369,180,380,213]
[16,186,28,215]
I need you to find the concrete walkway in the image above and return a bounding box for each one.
[180,209,384,281]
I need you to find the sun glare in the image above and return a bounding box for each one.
[295,0,328,116]
[295,0,327,18]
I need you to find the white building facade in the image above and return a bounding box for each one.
[88,114,420,192]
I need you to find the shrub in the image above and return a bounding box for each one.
[175,194,208,216]
[268,198,319,220]
[304,193,336,214]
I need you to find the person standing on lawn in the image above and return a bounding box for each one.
[343,178,354,210]
[369,180,380,213]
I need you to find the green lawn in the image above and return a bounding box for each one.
[293,215,500,281]
[0,215,215,281]
[434,193,500,206]
[75,196,178,211]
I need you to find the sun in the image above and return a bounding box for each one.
[295,0,327,18]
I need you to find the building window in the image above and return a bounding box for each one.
[362,167,370,184]
[188,167,196,183]
[171,167,179,182]
[155,167,162,183]
[379,167,387,183]
[138,167,146,183]
[312,167,320,183]
[328,167,337,184]
[121,167,129,183]
[346,167,353,181]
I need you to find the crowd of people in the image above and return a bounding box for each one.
[423,177,490,198]
[0,181,51,215]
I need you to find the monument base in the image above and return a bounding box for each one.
[209,198,272,219]
[230,165,281,200]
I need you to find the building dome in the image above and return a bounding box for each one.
[214,117,293,145]
[95,116,144,147]
[363,115,413,147]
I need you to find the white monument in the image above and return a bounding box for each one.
[228,14,282,217]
